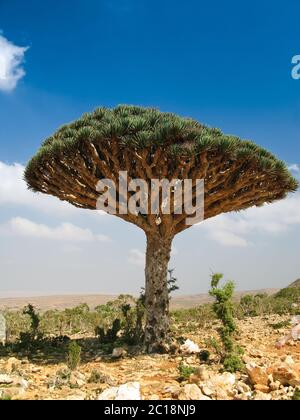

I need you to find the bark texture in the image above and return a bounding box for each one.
[144,235,173,353]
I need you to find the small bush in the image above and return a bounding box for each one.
[223,354,244,373]
[209,273,244,373]
[199,350,210,362]
[66,341,81,371]
[292,388,300,400]
[178,363,196,381]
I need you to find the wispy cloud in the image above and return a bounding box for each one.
[0,161,106,218]
[0,35,29,92]
[288,163,300,173]
[3,217,111,243]
[200,191,300,247]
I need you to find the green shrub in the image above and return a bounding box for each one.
[199,350,210,362]
[209,273,244,373]
[223,354,244,373]
[292,388,300,400]
[205,337,222,356]
[178,363,196,381]
[66,341,81,371]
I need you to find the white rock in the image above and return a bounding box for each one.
[182,384,204,400]
[180,339,200,354]
[98,382,141,401]
[98,387,119,400]
[200,385,214,397]
[284,356,295,366]
[115,382,141,400]
[112,347,127,359]
[0,374,14,385]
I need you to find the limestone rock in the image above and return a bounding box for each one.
[0,374,14,385]
[112,347,127,359]
[270,362,300,387]
[180,339,200,354]
[246,363,269,386]
[179,384,210,400]
[116,382,140,400]
[98,386,119,400]
[98,382,141,400]
[69,371,86,387]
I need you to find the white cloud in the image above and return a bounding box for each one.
[3,217,111,243]
[0,161,107,218]
[128,249,145,267]
[0,35,28,92]
[199,191,300,247]
[288,163,299,173]
[0,161,74,214]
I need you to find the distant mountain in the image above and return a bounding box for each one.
[288,279,300,289]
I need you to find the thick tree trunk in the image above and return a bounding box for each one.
[144,234,173,353]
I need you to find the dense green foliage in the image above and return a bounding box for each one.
[25,105,298,195]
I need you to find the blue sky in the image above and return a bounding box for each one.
[0,1,299,297]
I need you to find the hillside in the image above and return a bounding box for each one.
[289,279,300,289]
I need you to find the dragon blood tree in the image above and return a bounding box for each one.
[25,105,298,352]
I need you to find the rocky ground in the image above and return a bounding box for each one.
[0,314,299,400]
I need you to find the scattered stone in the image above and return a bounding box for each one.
[31,367,42,374]
[283,355,294,366]
[270,362,300,387]
[236,381,251,394]
[0,374,29,399]
[180,339,200,354]
[0,374,14,385]
[69,371,86,387]
[269,380,281,391]
[98,382,141,401]
[254,391,272,400]
[112,347,127,359]
[199,372,236,400]
[275,317,300,349]
[246,363,269,387]
[200,384,214,397]
[179,384,206,400]
[163,383,181,398]
[98,386,119,400]
[254,384,270,393]
[116,382,141,400]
